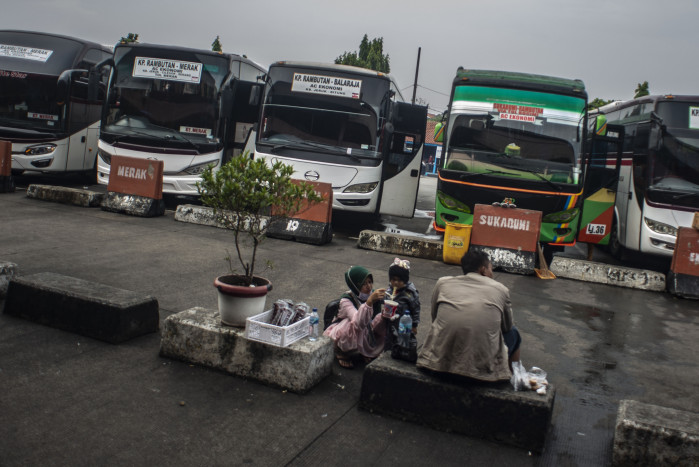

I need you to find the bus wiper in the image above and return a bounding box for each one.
[672,192,699,200]
[486,169,520,176]
[499,164,561,191]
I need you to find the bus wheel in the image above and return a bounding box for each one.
[608,220,624,260]
[82,162,97,186]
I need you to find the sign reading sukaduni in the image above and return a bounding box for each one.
[470,204,542,253]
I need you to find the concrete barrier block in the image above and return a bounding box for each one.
[613,400,699,466]
[0,175,14,193]
[469,245,536,275]
[0,261,17,298]
[174,204,269,231]
[550,257,666,291]
[3,272,159,343]
[101,192,165,217]
[26,184,104,207]
[160,307,334,393]
[357,230,443,261]
[267,217,332,245]
[359,353,555,452]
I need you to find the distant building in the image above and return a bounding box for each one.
[423,116,442,174]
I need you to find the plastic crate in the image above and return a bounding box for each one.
[245,309,310,347]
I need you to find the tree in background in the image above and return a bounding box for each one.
[211,36,222,52]
[588,97,615,110]
[335,34,390,73]
[634,81,650,99]
[119,33,139,44]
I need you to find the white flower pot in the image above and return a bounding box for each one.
[214,275,272,327]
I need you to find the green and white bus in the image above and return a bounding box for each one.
[434,68,590,255]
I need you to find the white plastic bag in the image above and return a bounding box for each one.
[510,361,531,391]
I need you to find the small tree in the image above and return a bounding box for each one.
[119,33,139,44]
[634,81,649,99]
[211,36,222,52]
[587,97,615,110]
[335,34,390,73]
[198,154,324,286]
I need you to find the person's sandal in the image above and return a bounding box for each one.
[336,354,354,369]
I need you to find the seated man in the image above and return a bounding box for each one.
[416,250,521,382]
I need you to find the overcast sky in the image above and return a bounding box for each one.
[5,0,698,113]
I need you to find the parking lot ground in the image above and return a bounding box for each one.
[1,178,697,466]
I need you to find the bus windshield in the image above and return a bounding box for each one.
[0,73,63,134]
[644,101,699,208]
[103,46,230,150]
[445,86,586,185]
[258,66,388,160]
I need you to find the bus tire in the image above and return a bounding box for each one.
[608,219,624,260]
[82,161,97,186]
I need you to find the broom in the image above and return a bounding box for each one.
[535,243,556,280]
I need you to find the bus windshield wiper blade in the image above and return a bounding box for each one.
[499,164,561,191]
[672,191,699,200]
[486,169,521,176]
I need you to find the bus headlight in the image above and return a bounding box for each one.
[644,217,677,237]
[543,208,580,223]
[343,182,378,193]
[98,149,111,165]
[181,160,219,175]
[437,191,471,214]
[24,144,56,156]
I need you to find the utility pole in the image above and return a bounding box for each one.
[411,47,421,105]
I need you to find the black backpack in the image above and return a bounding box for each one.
[323,299,341,331]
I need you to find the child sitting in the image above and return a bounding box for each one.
[384,258,421,352]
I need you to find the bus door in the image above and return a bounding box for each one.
[378,102,427,217]
[578,121,624,245]
[226,81,263,162]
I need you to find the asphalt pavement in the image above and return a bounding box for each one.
[1,174,696,466]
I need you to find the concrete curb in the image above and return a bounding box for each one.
[357,230,443,261]
[101,192,165,217]
[360,353,555,452]
[160,307,334,393]
[0,261,17,298]
[613,400,698,466]
[358,231,669,292]
[4,272,159,343]
[26,184,104,207]
[550,257,666,292]
[174,204,269,230]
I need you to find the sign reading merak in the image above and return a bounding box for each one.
[179,126,211,137]
[0,44,53,62]
[133,57,202,84]
[291,73,361,99]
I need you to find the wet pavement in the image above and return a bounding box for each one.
[1,173,697,466]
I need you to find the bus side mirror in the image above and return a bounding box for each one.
[434,122,444,143]
[649,112,665,150]
[249,84,262,106]
[56,70,72,105]
[221,85,234,116]
[87,69,100,101]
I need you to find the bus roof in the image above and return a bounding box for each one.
[453,68,586,98]
[115,42,266,73]
[0,30,110,75]
[598,94,699,114]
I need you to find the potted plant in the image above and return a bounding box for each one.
[198,153,324,326]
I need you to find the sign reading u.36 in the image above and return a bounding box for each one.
[133,57,202,83]
[291,73,361,99]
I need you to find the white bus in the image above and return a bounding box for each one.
[0,30,112,179]
[255,62,427,217]
[594,95,699,258]
[97,42,265,194]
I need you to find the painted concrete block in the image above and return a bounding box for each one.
[160,307,334,393]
